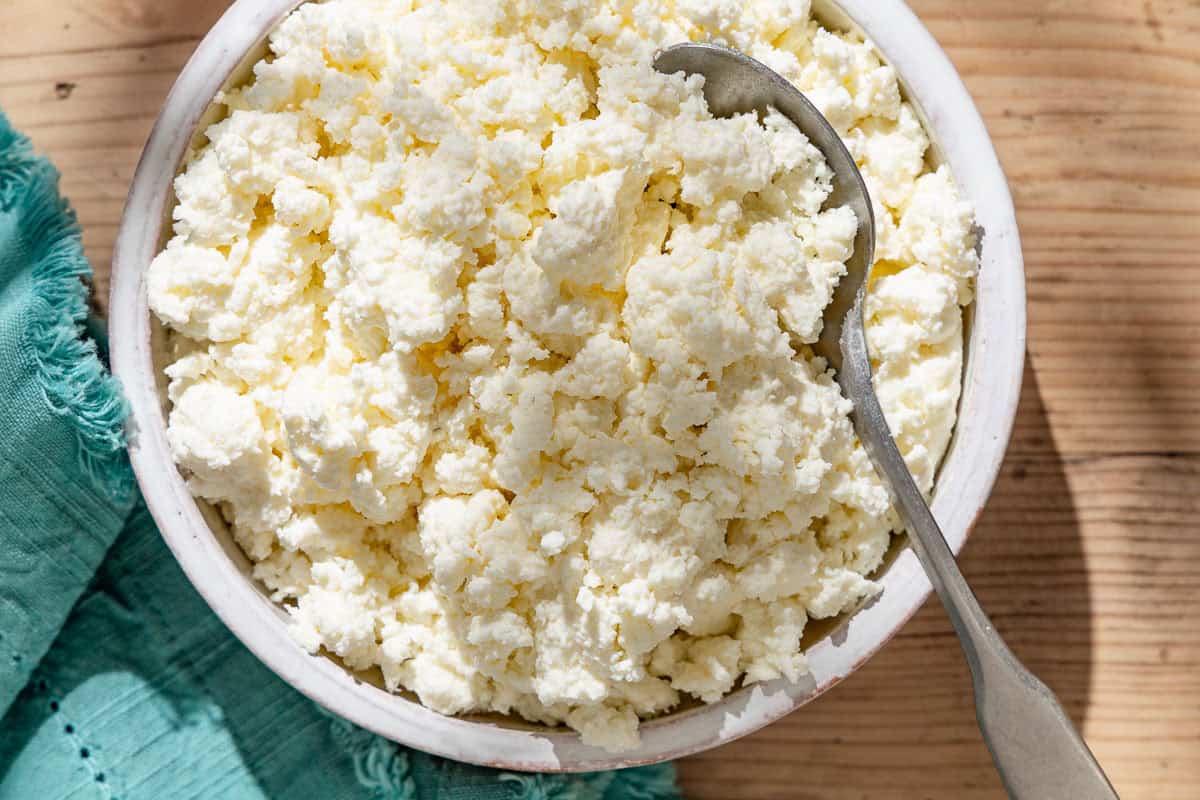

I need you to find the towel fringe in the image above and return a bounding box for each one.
[500,772,588,800]
[0,111,133,504]
[499,762,678,800]
[605,764,680,799]
[327,713,419,799]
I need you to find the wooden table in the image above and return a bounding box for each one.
[3,1,1197,797]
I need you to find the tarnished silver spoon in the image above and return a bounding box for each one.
[653,42,1118,800]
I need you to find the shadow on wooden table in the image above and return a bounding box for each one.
[981,358,1095,727]
[679,356,1094,799]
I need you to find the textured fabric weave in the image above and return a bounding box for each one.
[0,110,680,800]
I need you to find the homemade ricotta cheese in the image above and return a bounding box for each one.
[149,0,978,751]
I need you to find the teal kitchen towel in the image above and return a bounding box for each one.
[0,110,680,800]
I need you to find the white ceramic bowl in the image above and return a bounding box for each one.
[110,0,1025,772]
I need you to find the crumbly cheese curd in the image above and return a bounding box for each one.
[148,0,978,752]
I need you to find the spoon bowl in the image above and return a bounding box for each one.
[653,42,873,374]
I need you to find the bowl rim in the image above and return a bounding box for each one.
[109,0,1026,773]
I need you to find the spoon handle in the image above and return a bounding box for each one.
[841,328,1118,799]
[892,457,1117,799]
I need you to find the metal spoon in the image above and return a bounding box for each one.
[653,42,1118,800]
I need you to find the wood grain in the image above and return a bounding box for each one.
[2,1,1197,797]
